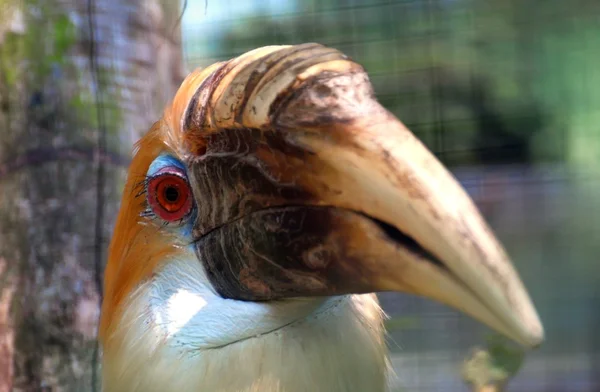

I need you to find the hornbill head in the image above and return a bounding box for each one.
[99,44,543,391]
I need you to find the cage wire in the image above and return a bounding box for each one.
[87,0,107,389]
[3,0,596,390]
[179,1,600,391]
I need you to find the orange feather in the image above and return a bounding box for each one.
[99,67,218,344]
[99,123,170,342]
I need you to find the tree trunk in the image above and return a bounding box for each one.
[0,0,184,390]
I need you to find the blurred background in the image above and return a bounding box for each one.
[0,0,598,391]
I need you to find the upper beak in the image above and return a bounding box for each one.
[173,44,544,349]
[288,114,545,349]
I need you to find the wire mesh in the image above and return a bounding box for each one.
[181,1,600,391]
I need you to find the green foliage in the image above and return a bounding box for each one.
[50,15,77,65]
[0,1,77,87]
[0,0,123,152]
[461,334,525,390]
[484,334,525,378]
[0,32,22,86]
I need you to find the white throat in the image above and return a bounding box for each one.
[102,256,391,392]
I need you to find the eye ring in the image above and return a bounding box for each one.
[147,167,193,222]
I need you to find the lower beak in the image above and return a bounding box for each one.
[181,44,544,349]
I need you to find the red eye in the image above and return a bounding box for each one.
[147,167,193,222]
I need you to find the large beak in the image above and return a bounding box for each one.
[292,118,545,349]
[172,44,544,349]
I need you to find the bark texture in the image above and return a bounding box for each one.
[0,0,183,390]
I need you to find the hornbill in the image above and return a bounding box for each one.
[99,44,543,392]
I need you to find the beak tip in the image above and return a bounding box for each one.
[523,332,544,350]
[517,313,545,349]
[528,324,545,349]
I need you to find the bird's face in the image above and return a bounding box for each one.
[100,45,543,361]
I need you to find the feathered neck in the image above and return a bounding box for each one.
[102,292,390,392]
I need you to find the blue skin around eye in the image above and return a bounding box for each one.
[147,154,186,177]
[147,154,197,241]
